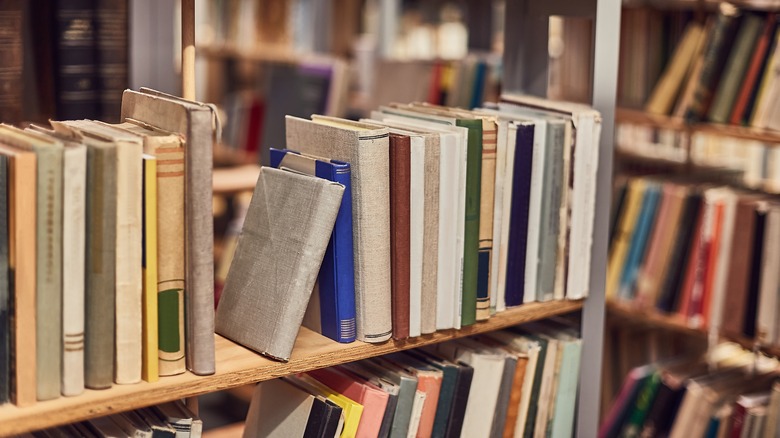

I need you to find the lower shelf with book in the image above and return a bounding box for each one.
[0,299,582,436]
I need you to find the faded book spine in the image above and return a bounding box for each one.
[85,144,115,390]
[155,147,186,376]
[36,147,63,401]
[0,156,8,403]
[477,120,496,320]
[142,155,159,382]
[61,145,87,396]
[536,124,564,302]
[458,120,482,326]
[421,138,440,334]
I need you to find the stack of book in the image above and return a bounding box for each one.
[214,95,601,359]
[609,175,780,345]
[0,88,217,407]
[600,343,780,438]
[244,322,582,438]
[640,6,780,130]
[20,400,203,438]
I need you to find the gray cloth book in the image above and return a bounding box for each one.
[121,88,217,375]
[216,167,344,361]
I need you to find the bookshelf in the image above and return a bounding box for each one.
[0,300,583,436]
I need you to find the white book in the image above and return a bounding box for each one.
[707,190,737,336]
[524,119,547,303]
[407,390,426,438]
[757,205,780,345]
[409,135,425,337]
[488,119,508,313]
[61,121,144,385]
[61,143,87,396]
[369,112,467,330]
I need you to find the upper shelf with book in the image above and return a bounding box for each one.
[0,300,582,436]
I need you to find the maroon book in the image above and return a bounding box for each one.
[389,133,411,340]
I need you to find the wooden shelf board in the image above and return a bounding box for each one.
[0,299,582,435]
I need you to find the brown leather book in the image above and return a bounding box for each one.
[390,133,411,340]
[721,197,759,338]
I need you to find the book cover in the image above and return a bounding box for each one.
[743,204,768,338]
[505,123,535,307]
[409,134,425,337]
[0,155,8,404]
[607,179,646,299]
[292,374,365,438]
[748,31,780,127]
[389,133,411,340]
[121,88,217,376]
[485,118,508,313]
[729,14,777,124]
[476,118,497,320]
[215,167,343,361]
[385,353,444,438]
[0,126,64,401]
[244,379,315,438]
[269,148,357,344]
[618,183,661,300]
[285,115,392,343]
[657,192,703,313]
[142,154,159,382]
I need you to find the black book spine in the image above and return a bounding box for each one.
[656,192,702,313]
[445,364,474,438]
[302,397,328,438]
[743,206,767,337]
[505,124,535,307]
[54,0,99,120]
[321,400,343,438]
[0,1,24,124]
[95,0,127,122]
[378,393,398,438]
[0,156,8,404]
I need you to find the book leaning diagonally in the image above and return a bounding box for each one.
[216,167,344,361]
[286,116,393,343]
[121,88,216,375]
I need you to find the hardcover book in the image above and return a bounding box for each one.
[215,167,343,361]
[389,133,411,340]
[0,155,8,404]
[269,148,357,343]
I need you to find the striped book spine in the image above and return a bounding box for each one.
[477,119,497,320]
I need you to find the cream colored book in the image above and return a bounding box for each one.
[489,119,508,313]
[285,116,393,343]
[61,120,143,385]
[476,117,497,319]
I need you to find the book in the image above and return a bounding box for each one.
[121,88,217,376]
[53,0,99,119]
[302,397,343,438]
[0,134,36,406]
[49,121,116,390]
[618,183,661,300]
[486,117,509,313]
[598,364,655,438]
[389,133,411,340]
[476,117,497,320]
[408,133,425,337]
[291,374,365,438]
[336,362,400,438]
[0,126,64,401]
[607,179,646,299]
[749,30,780,128]
[285,115,392,343]
[756,205,780,345]
[360,357,419,438]
[0,155,7,404]
[269,148,357,344]
[141,154,159,382]
[95,0,128,122]
[110,411,153,438]
[403,350,459,438]
[60,120,143,385]
[215,167,344,361]
[729,14,777,125]
[26,124,88,397]
[385,353,443,438]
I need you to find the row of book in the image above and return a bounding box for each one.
[244,322,582,438]
[0,89,217,407]
[608,175,780,345]
[642,6,780,130]
[214,95,601,358]
[600,343,780,438]
[21,400,202,438]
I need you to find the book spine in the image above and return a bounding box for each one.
[476,120,496,320]
[95,0,128,122]
[0,156,8,404]
[553,124,573,301]
[506,125,535,307]
[316,161,357,343]
[524,122,545,304]
[490,121,508,314]
[155,147,186,376]
[458,120,483,326]
[536,124,564,302]
[390,134,411,340]
[729,14,776,125]
[445,365,473,438]
[421,139,440,334]
[142,156,159,382]
[0,1,24,124]
[619,186,661,300]
[185,111,216,375]
[410,139,425,337]
[85,145,115,390]
[54,0,99,119]
[61,146,87,396]
[36,148,63,401]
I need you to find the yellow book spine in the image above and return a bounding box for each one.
[142,155,159,382]
[606,179,646,299]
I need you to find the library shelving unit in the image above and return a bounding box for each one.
[0,0,622,435]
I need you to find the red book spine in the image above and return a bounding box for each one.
[389,134,411,340]
[729,14,777,125]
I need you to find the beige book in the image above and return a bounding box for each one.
[285,116,392,343]
[672,19,713,118]
[244,379,316,438]
[112,120,186,376]
[757,206,780,345]
[477,118,497,319]
[60,120,143,385]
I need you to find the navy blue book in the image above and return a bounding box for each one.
[270,148,357,343]
[504,124,535,307]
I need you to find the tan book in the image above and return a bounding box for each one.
[285,116,392,343]
[0,126,63,401]
[477,118,497,320]
[112,120,186,377]
[672,19,715,118]
[0,143,36,406]
[60,120,143,385]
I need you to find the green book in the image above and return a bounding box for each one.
[708,13,764,124]
[620,371,662,438]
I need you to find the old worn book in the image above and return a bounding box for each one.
[291,374,365,438]
[486,118,509,313]
[729,14,777,125]
[216,167,343,361]
[141,154,159,382]
[360,357,419,438]
[389,133,411,340]
[61,120,143,385]
[26,124,88,397]
[386,353,444,438]
[121,88,217,375]
[756,205,780,345]
[0,126,63,401]
[285,115,392,343]
[115,120,185,378]
[0,155,7,404]
[244,379,316,438]
[49,121,116,390]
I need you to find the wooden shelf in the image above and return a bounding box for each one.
[0,299,582,435]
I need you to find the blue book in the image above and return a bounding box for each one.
[505,124,535,307]
[619,184,661,300]
[270,148,356,343]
